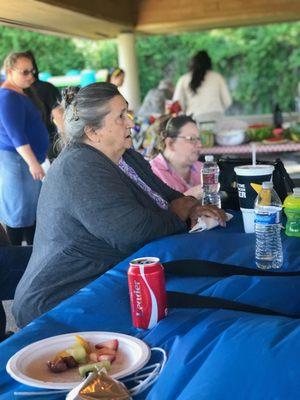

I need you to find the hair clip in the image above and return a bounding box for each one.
[62,86,80,106]
[72,103,79,121]
[165,117,173,132]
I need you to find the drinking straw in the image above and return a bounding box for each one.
[251,143,256,166]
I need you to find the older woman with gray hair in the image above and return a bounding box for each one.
[13,82,226,327]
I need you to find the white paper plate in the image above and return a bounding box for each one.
[6,331,151,390]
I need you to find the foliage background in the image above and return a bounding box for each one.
[0,22,299,114]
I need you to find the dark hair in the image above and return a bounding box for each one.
[189,50,212,94]
[156,115,196,153]
[25,50,39,79]
[60,82,121,147]
[106,67,124,83]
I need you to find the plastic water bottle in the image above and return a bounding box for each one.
[201,155,221,208]
[254,181,283,269]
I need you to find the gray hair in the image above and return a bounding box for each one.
[60,82,121,147]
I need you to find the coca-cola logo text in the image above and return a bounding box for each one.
[134,280,143,316]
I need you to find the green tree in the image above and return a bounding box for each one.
[1,21,299,115]
[0,26,85,75]
[73,39,118,70]
[136,22,300,114]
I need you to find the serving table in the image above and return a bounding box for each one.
[199,141,300,155]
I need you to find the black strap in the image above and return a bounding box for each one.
[167,291,300,318]
[163,259,300,318]
[163,259,300,277]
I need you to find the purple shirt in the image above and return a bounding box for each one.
[119,157,168,209]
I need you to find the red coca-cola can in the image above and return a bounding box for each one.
[128,257,167,329]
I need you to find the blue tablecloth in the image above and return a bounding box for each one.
[1,212,300,399]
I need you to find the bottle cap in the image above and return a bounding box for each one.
[293,187,300,197]
[205,155,214,162]
[262,181,273,189]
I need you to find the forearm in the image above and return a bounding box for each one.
[16,144,40,167]
[103,207,187,254]
[16,145,45,180]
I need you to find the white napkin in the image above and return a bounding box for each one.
[189,213,233,233]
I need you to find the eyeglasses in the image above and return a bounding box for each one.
[13,68,36,77]
[176,136,202,144]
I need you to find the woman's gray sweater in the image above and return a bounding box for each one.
[13,144,187,327]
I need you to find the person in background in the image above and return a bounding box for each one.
[0,52,49,245]
[138,79,174,119]
[13,82,225,327]
[150,115,203,199]
[25,50,64,160]
[173,50,232,120]
[0,224,32,342]
[106,67,125,88]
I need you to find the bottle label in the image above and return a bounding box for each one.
[255,211,280,225]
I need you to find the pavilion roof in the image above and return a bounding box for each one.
[0,0,299,39]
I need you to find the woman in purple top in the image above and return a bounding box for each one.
[150,115,203,199]
[0,52,49,245]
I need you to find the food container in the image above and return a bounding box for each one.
[197,120,215,147]
[215,129,245,146]
[200,130,214,147]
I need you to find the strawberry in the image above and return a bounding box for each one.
[272,128,283,138]
[95,339,119,351]
[95,347,116,356]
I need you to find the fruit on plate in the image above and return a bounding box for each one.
[272,128,284,138]
[47,335,119,376]
[95,339,119,351]
[246,124,273,141]
[262,138,287,144]
[78,360,111,378]
[47,356,77,373]
[66,343,87,364]
[75,334,91,353]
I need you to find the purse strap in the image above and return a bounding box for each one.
[163,259,300,277]
[163,259,300,318]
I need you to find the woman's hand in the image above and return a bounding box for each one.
[29,162,45,180]
[169,196,198,221]
[184,185,203,200]
[16,144,46,181]
[170,197,227,229]
[189,204,227,228]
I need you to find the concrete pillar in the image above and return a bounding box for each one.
[117,32,141,112]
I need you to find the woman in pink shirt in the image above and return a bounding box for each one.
[150,115,203,199]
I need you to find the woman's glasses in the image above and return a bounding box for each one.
[176,136,202,144]
[13,68,36,77]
